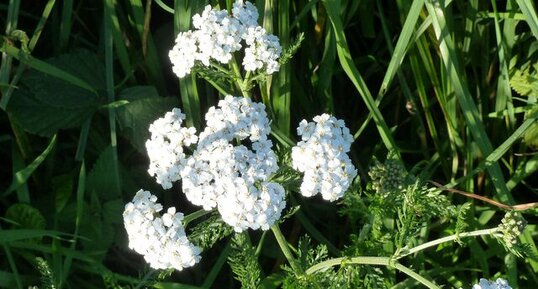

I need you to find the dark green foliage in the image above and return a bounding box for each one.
[228,233,262,289]
[189,213,234,250]
[1,0,538,288]
[281,237,362,289]
[116,86,180,152]
[7,50,103,136]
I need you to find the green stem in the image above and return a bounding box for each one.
[306,256,440,289]
[183,209,212,227]
[271,224,302,274]
[396,227,501,259]
[255,230,268,257]
[229,57,249,97]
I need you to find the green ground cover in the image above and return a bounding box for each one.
[1,0,537,288]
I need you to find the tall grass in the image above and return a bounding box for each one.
[0,0,537,288]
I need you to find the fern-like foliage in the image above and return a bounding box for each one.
[279,32,305,67]
[228,233,262,289]
[189,213,234,250]
[509,63,538,148]
[281,236,362,289]
[454,202,472,243]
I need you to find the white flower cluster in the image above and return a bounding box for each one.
[145,96,285,232]
[291,114,357,201]
[169,0,281,78]
[146,108,197,189]
[123,190,201,271]
[472,278,512,289]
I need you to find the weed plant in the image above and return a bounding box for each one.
[1,0,538,288]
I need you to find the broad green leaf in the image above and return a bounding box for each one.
[52,174,74,213]
[0,229,64,243]
[6,50,105,136]
[79,194,114,254]
[102,199,124,225]
[5,203,46,231]
[0,270,39,288]
[116,92,179,152]
[119,85,160,101]
[86,146,122,201]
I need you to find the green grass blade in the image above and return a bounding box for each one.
[1,243,21,289]
[0,229,67,243]
[154,283,202,289]
[290,0,319,30]
[61,161,86,285]
[491,0,516,129]
[272,0,291,135]
[108,0,133,83]
[104,0,122,200]
[57,0,72,52]
[485,115,537,166]
[506,154,538,191]
[296,211,339,255]
[174,0,202,129]
[75,119,91,161]
[201,242,231,289]
[154,0,174,13]
[316,25,336,113]
[0,0,21,107]
[0,43,97,94]
[0,0,56,110]
[515,0,538,40]
[425,0,512,203]
[3,135,57,197]
[377,0,425,97]
[129,0,166,93]
[10,139,29,203]
[322,0,400,159]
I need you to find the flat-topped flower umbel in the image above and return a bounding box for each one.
[123,190,201,270]
[169,0,281,78]
[291,114,357,201]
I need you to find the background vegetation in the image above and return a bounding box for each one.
[1,0,537,288]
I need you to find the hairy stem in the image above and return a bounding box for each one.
[229,56,249,97]
[397,227,501,259]
[271,224,303,274]
[306,256,440,289]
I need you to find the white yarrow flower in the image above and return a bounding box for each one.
[123,190,201,271]
[243,26,282,74]
[472,278,512,289]
[181,96,284,231]
[232,0,259,28]
[218,180,286,232]
[292,114,357,201]
[146,108,197,190]
[169,31,199,78]
[142,95,286,234]
[169,1,281,78]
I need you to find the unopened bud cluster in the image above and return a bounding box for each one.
[498,211,526,248]
[368,158,407,195]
